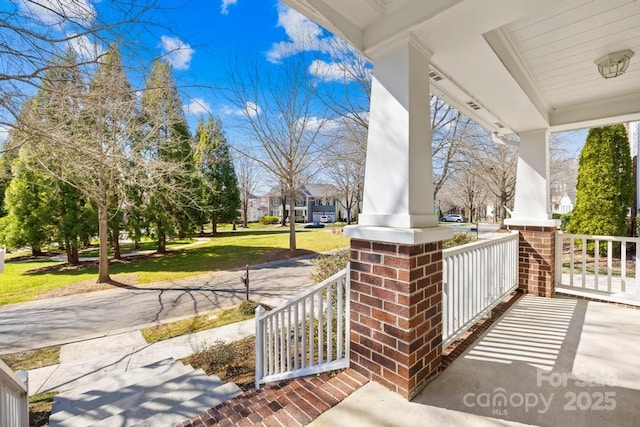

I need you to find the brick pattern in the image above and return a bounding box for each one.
[349,239,443,399]
[177,369,368,427]
[508,226,556,297]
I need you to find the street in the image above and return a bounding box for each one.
[0,257,317,353]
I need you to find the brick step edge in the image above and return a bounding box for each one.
[178,369,368,427]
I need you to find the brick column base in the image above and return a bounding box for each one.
[507,225,556,297]
[349,239,443,399]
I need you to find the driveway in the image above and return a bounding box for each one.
[0,257,318,354]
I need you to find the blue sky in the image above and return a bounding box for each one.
[1,0,588,154]
[0,0,349,144]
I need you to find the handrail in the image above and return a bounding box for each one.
[442,232,519,346]
[555,232,640,305]
[259,268,348,318]
[255,266,350,389]
[0,358,29,427]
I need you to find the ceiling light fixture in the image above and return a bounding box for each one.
[595,50,634,79]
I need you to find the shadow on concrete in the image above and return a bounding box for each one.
[414,295,640,426]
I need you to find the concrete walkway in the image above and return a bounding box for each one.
[27,319,254,396]
[313,295,640,427]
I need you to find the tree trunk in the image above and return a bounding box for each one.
[133,221,141,250]
[289,182,297,251]
[158,232,166,253]
[111,225,121,260]
[97,205,111,283]
[280,192,287,227]
[232,219,237,231]
[211,218,217,236]
[499,192,508,229]
[65,238,80,264]
[242,201,249,228]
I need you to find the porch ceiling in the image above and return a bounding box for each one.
[285,0,640,135]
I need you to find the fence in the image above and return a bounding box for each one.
[442,232,519,346]
[255,267,349,389]
[0,359,28,427]
[555,232,640,306]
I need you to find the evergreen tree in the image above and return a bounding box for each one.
[567,124,633,238]
[32,49,95,263]
[52,182,98,264]
[193,116,241,235]
[141,59,194,252]
[1,154,56,255]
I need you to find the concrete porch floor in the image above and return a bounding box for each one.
[311,295,640,426]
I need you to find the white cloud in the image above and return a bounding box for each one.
[0,124,10,145]
[19,0,96,26]
[266,4,330,63]
[220,102,261,118]
[160,35,195,70]
[183,98,212,115]
[308,59,353,82]
[67,34,104,63]
[220,0,238,15]
[244,101,261,117]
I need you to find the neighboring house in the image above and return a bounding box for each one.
[267,184,342,222]
[552,191,574,214]
[246,195,269,222]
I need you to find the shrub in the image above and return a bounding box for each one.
[236,300,269,316]
[443,232,476,249]
[259,215,278,225]
[560,213,572,231]
[310,249,349,283]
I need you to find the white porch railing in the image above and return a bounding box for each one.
[442,233,519,346]
[555,232,640,306]
[0,359,29,427]
[255,267,350,389]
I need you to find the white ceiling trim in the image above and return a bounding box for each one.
[550,90,640,132]
[484,27,550,123]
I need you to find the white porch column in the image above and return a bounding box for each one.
[344,34,451,399]
[505,129,559,297]
[345,34,451,245]
[505,129,558,227]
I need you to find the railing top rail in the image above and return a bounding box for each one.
[443,231,518,258]
[0,359,27,393]
[558,232,640,244]
[257,267,348,321]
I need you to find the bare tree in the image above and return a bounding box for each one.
[549,132,578,210]
[324,120,366,223]
[445,162,490,223]
[475,139,518,228]
[2,2,198,283]
[431,98,486,199]
[227,51,329,251]
[235,153,260,228]
[0,0,161,148]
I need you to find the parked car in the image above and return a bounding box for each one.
[304,222,325,228]
[319,215,331,223]
[441,214,465,223]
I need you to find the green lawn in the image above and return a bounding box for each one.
[0,227,348,305]
[77,239,196,258]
